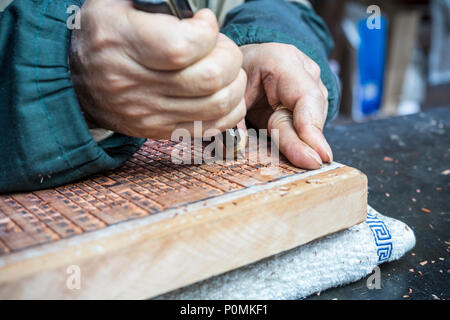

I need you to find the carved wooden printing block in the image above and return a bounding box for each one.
[0,139,367,299]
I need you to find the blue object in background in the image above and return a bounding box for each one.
[356,16,388,118]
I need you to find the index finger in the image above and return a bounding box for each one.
[269,67,333,163]
[291,77,333,163]
[125,7,219,70]
[268,109,323,170]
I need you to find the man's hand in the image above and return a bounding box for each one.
[241,43,333,169]
[70,0,246,139]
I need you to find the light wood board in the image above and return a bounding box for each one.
[0,140,367,299]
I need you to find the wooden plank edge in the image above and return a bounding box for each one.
[0,163,343,278]
[0,165,367,299]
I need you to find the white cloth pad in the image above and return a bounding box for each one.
[160,206,416,300]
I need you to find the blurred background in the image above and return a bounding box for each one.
[311,0,450,125]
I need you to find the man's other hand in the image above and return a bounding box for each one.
[241,43,333,170]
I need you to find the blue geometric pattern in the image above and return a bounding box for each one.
[366,212,393,262]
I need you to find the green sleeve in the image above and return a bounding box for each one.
[221,0,340,123]
[0,0,145,193]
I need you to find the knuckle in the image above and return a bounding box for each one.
[216,103,245,132]
[198,23,219,43]
[90,24,116,52]
[237,101,247,119]
[216,119,233,133]
[238,68,248,88]
[269,111,291,130]
[164,40,192,68]
[323,87,329,100]
[310,88,324,101]
[269,116,281,129]
[124,106,147,119]
[101,71,131,94]
[286,44,299,53]
[91,31,109,51]
[273,43,296,53]
[234,43,244,63]
[199,62,224,92]
[310,62,321,79]
[282,44,301,59]
[135,115,162,135]
[211,89,232,117]
[225,36,243,61]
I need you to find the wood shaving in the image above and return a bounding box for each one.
[306,179,323,184]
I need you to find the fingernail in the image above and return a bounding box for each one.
[322,138,333,163]
[326,149,333,163]
[306,148,323,167]
[310,126,333,163]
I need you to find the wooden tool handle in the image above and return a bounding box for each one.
[132,0,194,18]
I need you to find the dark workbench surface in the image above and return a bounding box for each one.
[309,107,449,300]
